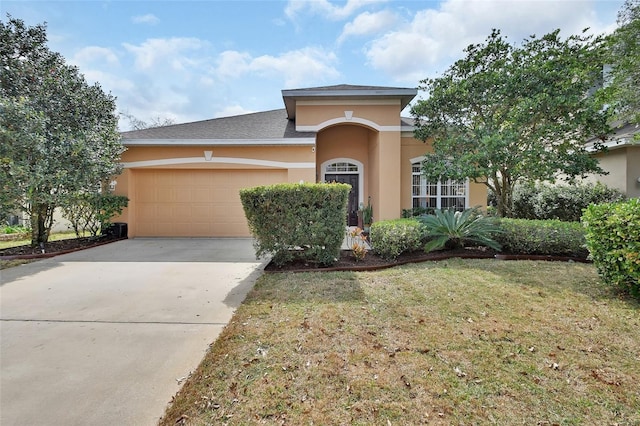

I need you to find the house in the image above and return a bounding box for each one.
[584,122,640,198]
[113,84,488,238]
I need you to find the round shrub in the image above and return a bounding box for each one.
[370,218,426,260]
[582,199,640,296]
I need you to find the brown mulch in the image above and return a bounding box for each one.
[264,247,500,273]
[0,235,121,259]
[1,237,590,271]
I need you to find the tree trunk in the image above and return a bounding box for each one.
[30,203,52,247]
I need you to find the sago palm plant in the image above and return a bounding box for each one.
[419,209,502,252]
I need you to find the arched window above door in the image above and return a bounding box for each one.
[325,162,359,173]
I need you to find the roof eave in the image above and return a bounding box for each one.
[122,138,316,147]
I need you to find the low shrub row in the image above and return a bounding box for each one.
[497,181,626,222]
[370,212,588,260]
[495,218,588,258]
[240,183,350,266]
[583,198,640,296]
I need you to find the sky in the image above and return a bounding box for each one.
[1,0,625,130]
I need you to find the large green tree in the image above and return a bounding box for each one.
[604,0,640,128]
[0,17,124,245]
[411,29,611,217]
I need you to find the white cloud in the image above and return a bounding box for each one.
[132,14,160,25]
[122,37,210,71]
[216,50,252,79]
[72,46,120,67]
[215,47,340,88]
[214,105,256,118]
[285,0,386,21]
[364,0,616,83]
[338,10,399,44]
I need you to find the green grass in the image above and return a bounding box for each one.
[160,259,640,425]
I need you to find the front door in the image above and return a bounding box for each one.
[326,173,359,226]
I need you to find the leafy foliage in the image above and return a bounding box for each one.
[61,193,128,237]
[240,183,350,266]
[412,29,611,218]
[0,17,124,246]
[495,218,588,258]
[401,206,435,218]
[493,182,627,222]
[601,0,640,128]
[419,209,502,253]
[370,218,425,260]
[582,199,640,296]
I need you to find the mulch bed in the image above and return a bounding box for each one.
[1,237,590,271]
[0,235,123,260]
[264,247,591,273]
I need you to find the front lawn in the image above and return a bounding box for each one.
[162,259,639,425]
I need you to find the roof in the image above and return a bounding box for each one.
[585,122,640,151]
[121,109,315,146]
[282,84,417,118]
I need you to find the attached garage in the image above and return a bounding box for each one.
[132,169,287,237]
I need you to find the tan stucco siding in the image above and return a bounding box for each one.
[113,144,315,237]
[295,102,402,128]
[627,146,640,198]
[316,125,371,197]
[121,145,315,165]
[375,132,401,220]
[589,146,640,198]
[589,149,628,193]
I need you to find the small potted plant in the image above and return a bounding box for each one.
[361,199,373,233]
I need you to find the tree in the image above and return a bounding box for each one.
[603,0,640,128]
[411,29,611,217]
[119,111,175,130]
[0,16,124,246]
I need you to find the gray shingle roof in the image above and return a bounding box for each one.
[121,109,314,142]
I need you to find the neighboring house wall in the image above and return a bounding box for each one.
[589,145,640,198]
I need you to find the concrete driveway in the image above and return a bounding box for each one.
[0,238,267,426]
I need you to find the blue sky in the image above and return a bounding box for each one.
[1,0,625,130]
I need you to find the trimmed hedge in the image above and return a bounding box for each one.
[508,182,626,222]
[370,218,426,260]
[582,199,640,296]
[240,183,350,266]
[495,218,588,258]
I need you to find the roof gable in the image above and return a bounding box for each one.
[282,84,417,118]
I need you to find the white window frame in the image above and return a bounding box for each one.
[411,160,469,211]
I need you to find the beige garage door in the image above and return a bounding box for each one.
[133,169,287,237]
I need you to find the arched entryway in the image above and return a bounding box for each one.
[321,158,363,226]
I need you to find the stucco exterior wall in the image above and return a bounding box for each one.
[590,149,627,192]
[112,144,315,235]
[295,101,402,128]
[625,146,640,198]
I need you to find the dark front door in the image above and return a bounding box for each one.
[326,173,359,226]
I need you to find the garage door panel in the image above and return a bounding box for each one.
[134,169,286,237]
